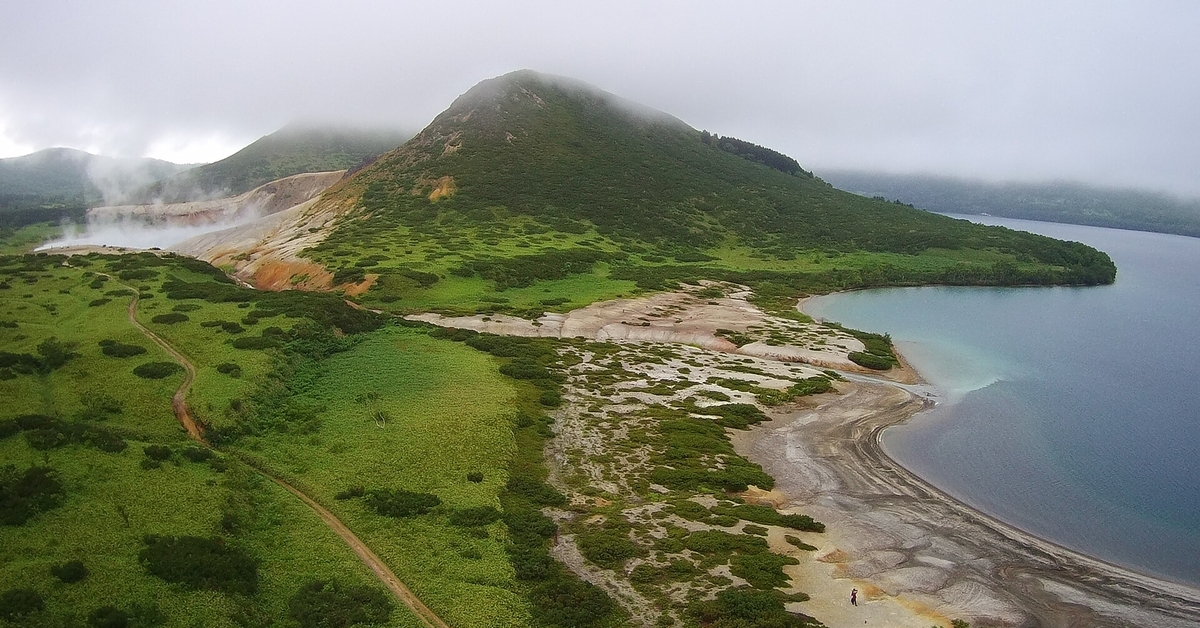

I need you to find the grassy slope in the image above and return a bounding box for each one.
[135,125,413,203]
[0,148,186,210]
[822,169,1200,239]
[301,70,1115,318]
[0,255,425,627]
[1,252,550,627]
[232,327,532,627]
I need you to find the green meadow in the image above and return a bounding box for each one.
[0,252,553,627]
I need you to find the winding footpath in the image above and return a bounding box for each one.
[112,277,451,628]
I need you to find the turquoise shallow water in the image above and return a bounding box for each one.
[806,215,1200,586]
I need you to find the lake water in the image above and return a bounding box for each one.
[805,215,1200,587]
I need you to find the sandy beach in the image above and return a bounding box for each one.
[731,372,1200,627]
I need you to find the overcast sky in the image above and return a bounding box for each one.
[2,1,1197,195]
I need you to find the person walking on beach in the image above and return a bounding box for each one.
[851,588,858,606]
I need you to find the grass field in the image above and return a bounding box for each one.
[0,253,427,627]
[229,325,534,627]
[0,221,61,255]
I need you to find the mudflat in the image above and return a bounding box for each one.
[732,377,1200,627]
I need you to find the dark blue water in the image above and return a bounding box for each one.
[806,216,1200,586]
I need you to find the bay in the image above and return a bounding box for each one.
[805,215,1200,586]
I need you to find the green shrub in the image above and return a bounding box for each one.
[88,605,129,628]
[742,524,768,536]
[79,392,123,421]
[729,552,798,589]
[529,577,617,628]
[0,588,44,621]
[151,313,189,324]
[288,580,393,628]
[448,506,502,527]
[332,486,364,501]
[216,362,242,377]
[143,445,173,461]
[539,389,562,407]
[499,360,551,380]
[172,303,201,312]
[783,535,816,551]
[710,504,824,533]
[0,465,65,525]
[466,471,484,483]
[363,489,440,518]
[139,535,258,594]
[133,361,183,379]
[848,351,892,370]
[704,403,768,429]
[51,559,89,583]
[576,528,642,569]
[89,298,112,307]
[505,477,566,506]
[13,415,53,431]
[181,447,213,463]
[690,587,819,627]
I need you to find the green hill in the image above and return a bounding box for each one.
[133,124,412,203]
[0,148,187,227]
[303,70,1115,316]
[821,170,1200,239]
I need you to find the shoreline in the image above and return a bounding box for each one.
[733,352,1200,627]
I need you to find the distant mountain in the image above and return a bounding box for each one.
[0,148,189,226]
[216,70,1114,305]
[132,124,412,203]
[821,170,1200,239]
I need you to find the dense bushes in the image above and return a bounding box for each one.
[528,578,617,628]
[702,403,768,429]
[216,362,243,377]
[100,339,148,358]
[150,313,189,324]
[690,587,822,628]
[288,580,393,628]
[647,418,775,492]
[10,416,127,453]
[849,351,892,370]
[143,445,173,461]
[576,528,643,569]
[0,338,77,376]
[161,277,381,335]
[0,588,44,621]
[710,503,824,533]
[730,552,800,589]
[133,361,183,379]
[88,606,129,627]
[51,559,89,583]
[362,489,441,518]
[3,413,124,451]
[453,249,623,290]
[828,323,898,370]
[139,535,258,594]
[0,465,65,526]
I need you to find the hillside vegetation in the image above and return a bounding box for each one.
[0,148,187,228]
[133,125,412,204]
[0,251,599,627]
[823,169,1200,239]
[301,70,1115,318]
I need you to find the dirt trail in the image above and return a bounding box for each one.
[114,277,450,628]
